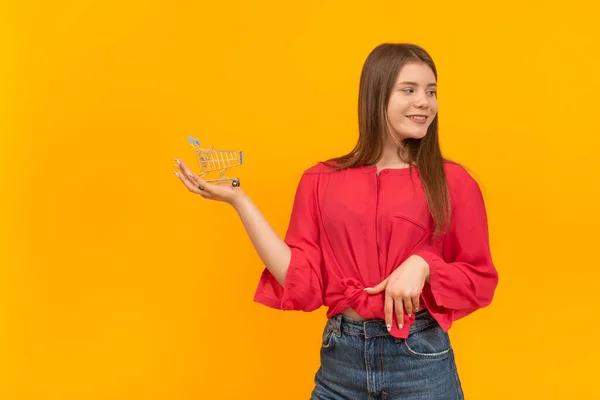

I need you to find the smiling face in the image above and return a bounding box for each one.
[385,61,438,143]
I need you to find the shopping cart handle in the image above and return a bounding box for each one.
[188,136,201,145]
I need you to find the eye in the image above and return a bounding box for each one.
[427,90,437,96]
[401,88,414,94]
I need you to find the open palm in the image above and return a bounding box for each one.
[174,158,245,205]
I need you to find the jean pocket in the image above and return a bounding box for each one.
[320,321,336,351]
[402,323,452,359]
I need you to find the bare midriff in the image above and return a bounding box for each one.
[341,308,367,320]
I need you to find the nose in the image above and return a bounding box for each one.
[413,91,429,108]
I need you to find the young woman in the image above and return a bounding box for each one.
[174,43,499,399]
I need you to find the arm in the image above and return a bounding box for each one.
[175,158,291,286]
[413,170,499,319]
[232,195,291,286]
[175,158,324,311]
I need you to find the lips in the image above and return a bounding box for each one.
[406,115,428,124]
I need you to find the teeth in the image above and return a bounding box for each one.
[408,116,426,120]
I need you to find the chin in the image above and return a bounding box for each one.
[396,128,429,141]
[409,131,428,140]
[389,122,431,142]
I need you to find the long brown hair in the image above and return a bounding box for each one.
[325,43,451,235]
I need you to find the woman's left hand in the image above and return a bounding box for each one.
[364,255,430,331]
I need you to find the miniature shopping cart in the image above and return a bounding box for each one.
[187,136,244,187]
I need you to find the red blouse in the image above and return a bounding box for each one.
[253,161,499,339]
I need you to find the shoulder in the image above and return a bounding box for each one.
[291,162,333,193]
[293,161,352,194]
[444,160,471,180]
[298,161,344,179]
[302,162,334,175]
[443,160,483,198]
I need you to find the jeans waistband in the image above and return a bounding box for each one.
[328,308,435,339]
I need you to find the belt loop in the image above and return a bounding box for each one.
[331,315,342,336]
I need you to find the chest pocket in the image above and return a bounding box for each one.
[390,213,429,258]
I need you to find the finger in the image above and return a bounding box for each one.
[384,293,393,332]
[174,167,194,187]
[403,295,413,318]
[174,170,210,197]
[186,171,211,193]
[395,297,405,329]
[176,159,204,184]
[175,159,212,194]
[175,159,199,183]
[175,158,189,176]
[175,158,193,174]
[413,296,420,313]
[364,277,389,295]
[174,169,196,191]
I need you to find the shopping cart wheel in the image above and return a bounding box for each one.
[232,179,240,187]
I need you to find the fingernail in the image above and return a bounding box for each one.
[175,159,180,164]
[408,313,412,318]
[188,173,193,178]
[386,324,391,331]
[398,324,403,329]
[174,172,179,177]
[363,288,372,291]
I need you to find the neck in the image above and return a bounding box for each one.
[376,138,410,169]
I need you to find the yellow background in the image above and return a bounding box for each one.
[2,0,599,399]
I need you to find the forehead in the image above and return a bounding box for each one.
[395,62,436,84]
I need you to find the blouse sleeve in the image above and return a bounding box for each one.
[253,169,324,312]
[413,169,499,320]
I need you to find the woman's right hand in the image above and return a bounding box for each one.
[174,158,246,206]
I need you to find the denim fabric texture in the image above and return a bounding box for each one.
[310,309,464,400]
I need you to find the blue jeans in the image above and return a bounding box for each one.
[310,309,464,400]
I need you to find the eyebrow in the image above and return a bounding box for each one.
[397,81,437,87]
